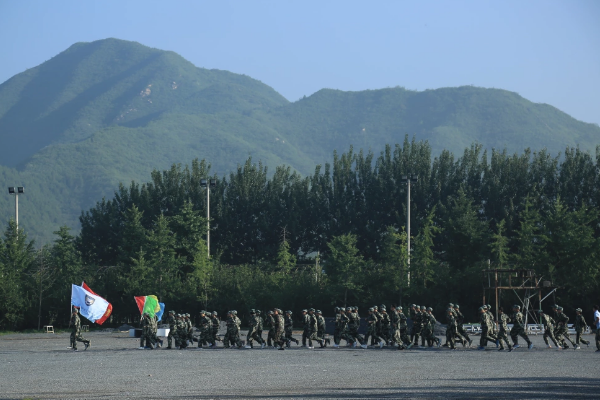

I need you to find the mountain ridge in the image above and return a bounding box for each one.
[0,38,598,244]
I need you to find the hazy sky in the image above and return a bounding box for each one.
[1,0,599,124]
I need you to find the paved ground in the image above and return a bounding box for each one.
[0,332,598,399]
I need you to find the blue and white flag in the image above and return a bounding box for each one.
[71,284,111,323]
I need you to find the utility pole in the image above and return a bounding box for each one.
[8,187,24,230]
[200,179,216,259]
[400,175,418,287]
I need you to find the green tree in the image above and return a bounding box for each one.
[489,219,509,268]
[275,238,296,273]
[412,207,441,290]
[326,234,363,306]
[0,221,35,329]
[379,226,408,305]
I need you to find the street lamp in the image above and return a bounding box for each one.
[200,179,216,259]
[8,186,24,230]
[400,175,417,286]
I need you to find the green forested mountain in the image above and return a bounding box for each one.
[0,38,598,244]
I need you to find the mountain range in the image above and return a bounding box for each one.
[0,38,598,244]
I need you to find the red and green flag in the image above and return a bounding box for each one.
[134,295,161,318]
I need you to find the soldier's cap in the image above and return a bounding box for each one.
[576,308,582,312]
[335,307,340,312]
[427,307,433,311]
[420,306,426,310]
[487,305,491,309]
[482,305,488,309]
[353,307,358,311]
[373,306,378,310]
[186,313,190,317]
[206,312,212,316]
[72,308,79,313]
[302,309,307,313]
[557,306,563,311]
[268,310,274,315]
[447,308,453,313]
[411,304,416,307]
[537,310,544,313]
[346,307,352,311]
[369,307,374,312]
[514,305,521,309]
[250,309,256,313]
[309,308,315,312]
[448,303,454,307]
[200,310,205,314]
[415,305,420,309]
[478,306,484,311]
[286,310,292,314]
[213,311,218,315]
[455,304,460,309]
[255,310,260,315]
[381,306,386,311]
[398,306,403,309]
[552,304,558,309]
[168,310,174,314]
[316,310,322,314]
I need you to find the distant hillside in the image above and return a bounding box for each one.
[0,38,598,244]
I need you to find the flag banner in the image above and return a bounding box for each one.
[156,302,165,321]
[71,284,111,323]
[82,281,113,325]
[134,295,161,318]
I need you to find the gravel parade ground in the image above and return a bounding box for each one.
[0,331,598,399]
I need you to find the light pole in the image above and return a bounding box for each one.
[200,179,216,259]
[8,187,24,230]
[400,175,417,286]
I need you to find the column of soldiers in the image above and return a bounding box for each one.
[130,303,595,352]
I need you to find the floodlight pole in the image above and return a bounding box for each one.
[406,178,411,287]
[206,184,210,259]
[15,191,18,230]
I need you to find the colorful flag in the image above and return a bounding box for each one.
[82,281,113,325]
[134,295,161,318]
[71,284,111,324]
[156,302,165,321]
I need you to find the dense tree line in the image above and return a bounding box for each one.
[1,137,599,329]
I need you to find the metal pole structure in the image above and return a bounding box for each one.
[407,179,411,287]
[495,270,499,322]
[15,192,19,230]
[207,185,210,259]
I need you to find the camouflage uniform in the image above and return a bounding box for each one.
[364,308,384,347]
[211,312,221,343]
[223,312,243,348]
[140,313,156,349]
[539,312,559,348]
[334,308,350,346]
[554,309,576,348]
[165,311,177,349]
[265,312,276,347]
[185,314,194,345]
[198,312,214,347]
[574,310,590,347]
[454,305,471,345]
[176,315,188,348]
[246,311,265,348]
[307,309,322,348]
[479,307,497,348]
[397,308,411,348]
[273,310,286,349]
[347,307,365,345]
[69,310,90,351]
[301,310,310,346]
[410,305,423,346]
[423,309,441,347]
[510,308,532,348]
[284,311,299,346]
[316,311,328,347]
[497,312,512,351]
[255,310,263,344]
[379,306,391,345]
[445,309,457,350]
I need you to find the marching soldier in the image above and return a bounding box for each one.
[538,309,560,349]
[510,305,533,350]
[165,310,177,349]
[554,306,576,349]
[211,311,221,345]
[497,307,512,351]
[316,310,328,347]
[69,308,90,351]
[454,305,472,347]
[284,310,299,347]
[445,308,457,350]
[574,308,590,349]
